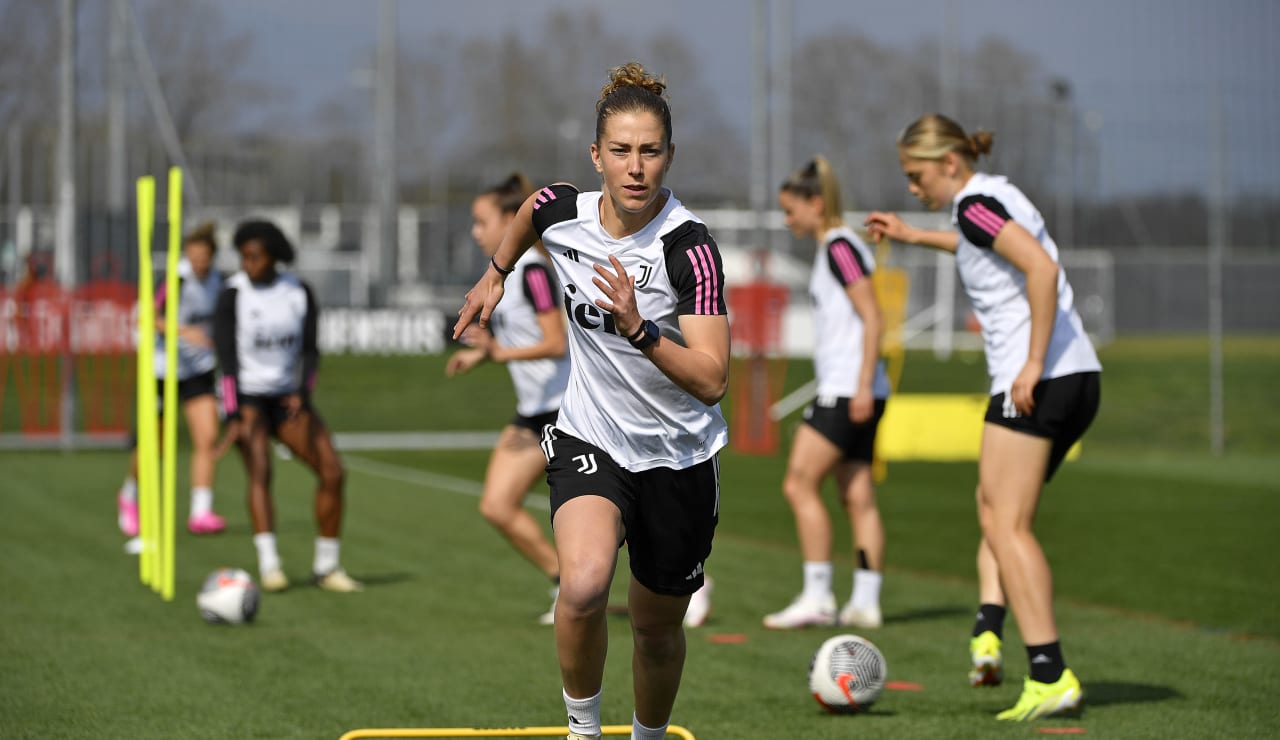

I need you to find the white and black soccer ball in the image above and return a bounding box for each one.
[808,634,887,713]
[196,568,260,625]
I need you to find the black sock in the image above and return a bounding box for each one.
[857,549,870,570]
[972,603,1006,638]
[1026,641,1066,684]
[551,574,561,586]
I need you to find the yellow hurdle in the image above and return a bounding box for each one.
[339,725,695,740]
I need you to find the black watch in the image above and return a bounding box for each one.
[627,319,660,350]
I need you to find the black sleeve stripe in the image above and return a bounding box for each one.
[530,184,580,236]
[957,194,1013,249]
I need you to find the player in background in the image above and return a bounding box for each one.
[865,114,1101,721]
[213,220,361,594]
[455,62,728,740]
[763,156,891,631]
[117,223,228,541]
[447,172,570,624]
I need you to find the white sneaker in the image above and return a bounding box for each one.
[261,568,289,593]
[684,577,713,628]
[566,733,602,740]
[313,567,364,593]
[538,586,558,625]
[763,593,837,629]
[839,601,883,628]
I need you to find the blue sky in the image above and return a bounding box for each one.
[220,0,1279,197]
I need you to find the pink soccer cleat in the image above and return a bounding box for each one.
[117,494,139,537]
[187,511,227,535]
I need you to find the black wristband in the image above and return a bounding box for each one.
[490,256,514,277]
[628,319,660,350]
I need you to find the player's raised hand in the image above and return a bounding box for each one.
[863,211,910,243]
[592,254,641,337]
[454,268,506,339]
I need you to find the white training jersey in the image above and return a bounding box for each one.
[154,258,220,381]
[213,271,318,411]
[809,226,891,400]
[530,184,729,472]
[489,250,570,417]
[951,172,1101,395]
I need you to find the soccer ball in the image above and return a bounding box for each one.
[808,634,887,712]
[196,568,260,625]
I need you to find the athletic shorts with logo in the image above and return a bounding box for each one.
[803,396,887,463]
[541,426,717,597]
[985,371,1101,481]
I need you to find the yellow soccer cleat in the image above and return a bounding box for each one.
[996,668,1084,721]
[260,568,290,593]
[969,630,1004,686]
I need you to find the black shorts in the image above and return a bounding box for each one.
[238,393,312,436]
[541,427,718,597]
[802,396,887,463]
[154,370,216,413]
[510,409,559,436]
[985,372,1101,481]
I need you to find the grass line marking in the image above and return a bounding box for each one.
[344,453,551,511]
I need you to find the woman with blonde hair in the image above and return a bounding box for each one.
[448,171,569,624]
[866,114,1101,721]
[456,61,729,740]
[763,156,891,631]
[117,223,228,540]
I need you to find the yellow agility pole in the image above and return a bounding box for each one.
[338,725,696,740]
[135,176,159,588]
[160,167,183,602]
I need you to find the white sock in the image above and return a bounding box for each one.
[119,477,138,503]
[563,688,602,737]
[852,568,883,611]
[189,487,213,518]
[631,713,668,740]
[802,561,833,602]
[313,537,340,575]
[254,532,281,575]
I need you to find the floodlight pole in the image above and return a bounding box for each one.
[768,0,792,256]
[1207,91,1227,457]
[750,0,769,274]
[56,0,78,449]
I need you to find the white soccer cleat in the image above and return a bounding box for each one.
[839,601,883,629]
[763,593,837,629]
[313,567,364,593]
[260,568,289,593]
[684,577,714,628]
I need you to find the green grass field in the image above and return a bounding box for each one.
[2,338,1279,738]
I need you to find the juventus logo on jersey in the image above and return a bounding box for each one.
[634,264,653,289]
[563,248,580,263]
[573,453,598,475]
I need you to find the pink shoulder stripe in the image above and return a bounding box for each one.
[685,244,721,315]
[527,267,555,312]
[532,186,557,210]
[830,241,864,284]
[963,202,1007,237]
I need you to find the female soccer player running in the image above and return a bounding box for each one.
[764,156,891,631]
[865,114,1101,721]
[447,172,570,624]
[213,220,361,594]
[117,223,228,539]
[455,62,728,740]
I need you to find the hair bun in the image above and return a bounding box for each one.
[969,130,994,156]
[599,61,667,103]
